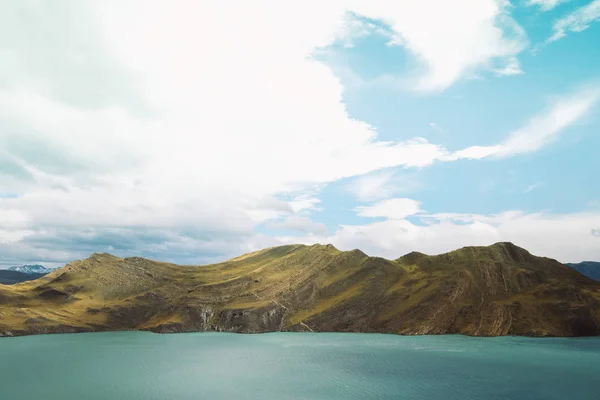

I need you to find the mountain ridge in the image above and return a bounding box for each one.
[0,270,47,285]
[6,264,52,275]
[1,242,599,338]
[565,261,600,282]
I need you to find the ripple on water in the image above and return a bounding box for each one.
[0,332,599,400]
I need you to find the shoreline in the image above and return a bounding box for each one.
[2,326,599,339]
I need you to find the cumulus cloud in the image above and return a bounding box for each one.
[340,0,527,91]
[0,1,594,266]
[272,208,600,263]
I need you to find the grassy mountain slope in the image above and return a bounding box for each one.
[566,262,600,282]
[1,242,600,337]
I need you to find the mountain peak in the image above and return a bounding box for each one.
[88,252,121,261]
[7,264,51,275]
[397,251,429,264]
[448,242,533,264]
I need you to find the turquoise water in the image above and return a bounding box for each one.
[1,332,599,400]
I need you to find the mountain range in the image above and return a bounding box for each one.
[0,270,47,285]
[1,242,599,338]
[7,264,52,275]
[565,262,600,282]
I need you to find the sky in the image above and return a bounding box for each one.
[1,0,600,268]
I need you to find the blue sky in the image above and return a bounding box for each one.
[0,0,599,268]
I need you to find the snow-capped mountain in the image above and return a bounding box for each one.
[7,264,52,275]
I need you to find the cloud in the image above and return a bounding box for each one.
[348,171,396,202]
[0,3,448,240]
[346,170,423,202]
[339,0,527,91]
[528,0,572,11]
[428,122,445,134]
[0,1,452,264]
[0,225,261,268]
[272,208,600,263]
[525,182,545,193]
[355,198,422,219]
[268,216,328,235]
[549,0,600,42]
[288,195,323,213]
[449,85,600,160]
[592,228,600,237]
[0,1,594,266]
[493,57,524,76]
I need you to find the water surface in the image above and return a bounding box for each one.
[1,332,599,399]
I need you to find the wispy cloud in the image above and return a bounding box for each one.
[548,0,600,42]
[528,0,572,11]
[267,216,328,235]
[449,85,600,160]
[347,170,423,202]
[525,182,545,193]
[493,57,524,76]
[429,122,445,133]
[355,198,422,220]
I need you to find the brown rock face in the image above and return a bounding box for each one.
[1,242,599,337]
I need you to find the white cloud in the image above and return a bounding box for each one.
[525,181,545,193]
[271,208,600,263]
[0,1,594,266]
[0,2,450,237]
[549,0,600,42]
[428,122,445,133]
[528,0,571,11]
[355,198,422,219]
[268,216,328,235]
[348,171,396,202]
[450,85,600,159]
[288,195,323,213]
[347,170,423,202]
[493,57,524,76]
[339,0,527,91]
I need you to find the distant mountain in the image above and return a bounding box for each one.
[1,242,600,338]
[565,262,600,282]
[0,270,46,285]
[7,264,52,275]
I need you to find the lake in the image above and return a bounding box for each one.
[1,332,599,399]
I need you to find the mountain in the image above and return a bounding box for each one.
[565,262,600,282]
[1,242,599,338]
[7,264,52,275]
[0,270,46,285]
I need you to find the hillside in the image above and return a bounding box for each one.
[565,262,600,282]
[1,242,600,337]
[0,270,46,285]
